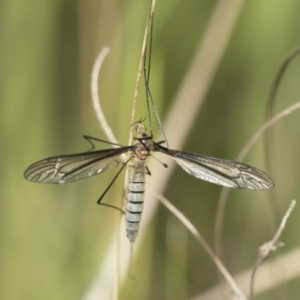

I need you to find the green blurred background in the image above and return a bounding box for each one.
[1,0,300,299]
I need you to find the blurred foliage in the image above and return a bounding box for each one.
[1,0,300,299]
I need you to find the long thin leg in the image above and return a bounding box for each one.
[145,166,151,176]
[143,17,169,148]
[143,16,154,138]
[97,157,132,204]
[83,135,123,151]
[98,202,125,214]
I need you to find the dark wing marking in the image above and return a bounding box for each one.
[24,146,133,184]
[154,145,274,190]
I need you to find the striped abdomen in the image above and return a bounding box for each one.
[126,159,146,243]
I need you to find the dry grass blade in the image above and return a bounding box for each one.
[266,47,300,120]
[215,46,300,263]
[150,186,247,300]
[249,200,296,300]
[84,1,157,299]
[195,247,300,299]
[214,100,300,260]
[238,101,300,162]
[91,47,120,145]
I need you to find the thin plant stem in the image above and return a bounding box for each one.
[90,47,119,145]
[215,46,300,261]
[266,47,300,121]
[194,246,300,299]
[149,186,247,300]
[215,101,300,258]
[249,200,296,300]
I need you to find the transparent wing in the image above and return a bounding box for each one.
[24,146,132,184]
[155,145,274,190]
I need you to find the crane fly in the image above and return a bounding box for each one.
[24,8,275,246]
[24,122,274,243]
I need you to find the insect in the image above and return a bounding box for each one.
[24,121,274,243]
[24,11,274,243]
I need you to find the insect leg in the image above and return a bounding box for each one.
[142,19,169,148]
[83,135,123,151]
[97,202,124,214]
[97,157,132,205]
[145,166,151,176]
